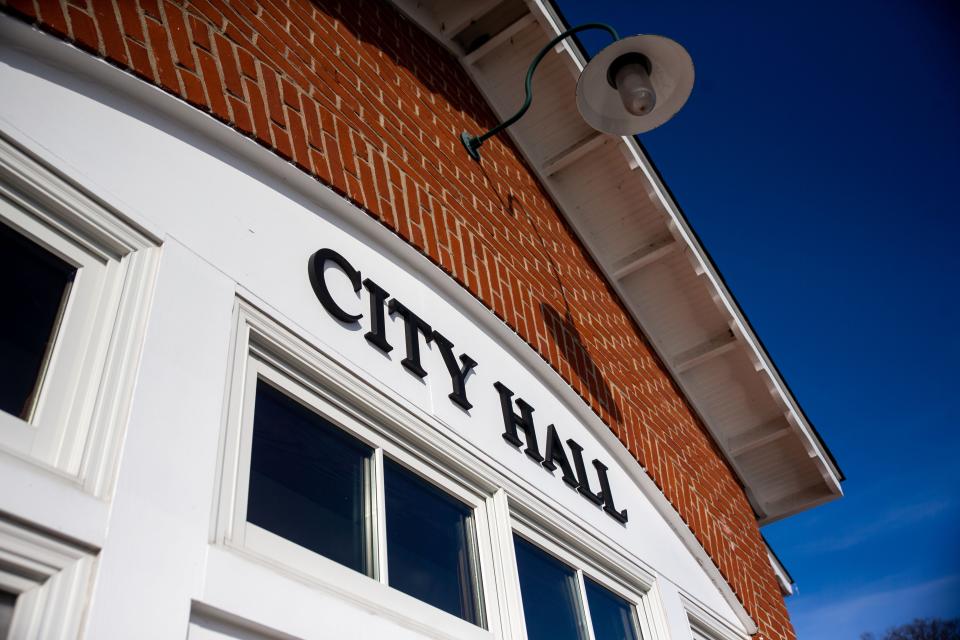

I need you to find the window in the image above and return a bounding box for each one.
[0,590,14,639]
[219,318,492,632]
[514,535,589,640]
[384,457,481,624]
[247,380,374,574]
[0,137,159,492]
[243,374,485,625]
[585,577,641,640]
[514,533,644,640]
[0,222,75,420]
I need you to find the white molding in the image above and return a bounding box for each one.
[0,133,161,257]
[727,416,792,458]
[541,130,611,177]
[0,515,97,640]
[611,234,679,280]
[440,0,505,40]
[672,331,739,374]
[462,13,537,66]
[0,133,161,498]
[682,593,752,640]
[766,546,793,597]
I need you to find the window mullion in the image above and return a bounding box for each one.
[372,447,389,585]
[576,569,598,640]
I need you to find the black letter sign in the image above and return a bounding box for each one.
[541,424,579,488]
[593,460,628,523]
[432,331,477,411]
[387,299,433,378]
[566,439,603,506]
[362,278,393,353]
[308,248,362,324]
[493,382,544,462]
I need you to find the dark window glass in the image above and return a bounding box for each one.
[247,380,373,574]
[384,458,481,625]
[0,222,75,418]
[514,535,588,640]
[0,589,15,639]
[585,577,640,640]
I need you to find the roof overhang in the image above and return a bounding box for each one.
[389,0,842,524]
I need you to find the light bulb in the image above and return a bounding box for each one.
[610,54,657,116]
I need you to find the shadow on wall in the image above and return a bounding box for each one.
[329,1,624,423]
[540,302,623,424]
[321,0,501,150]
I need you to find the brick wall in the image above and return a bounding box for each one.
[0,1,795,638]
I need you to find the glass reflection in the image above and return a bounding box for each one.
[585,576,641,640]
[384,458,481,625]
[0,222,75,419]
[513,535,589,640]
[247,380,373,573]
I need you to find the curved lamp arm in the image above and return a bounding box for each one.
[460,23,619,161]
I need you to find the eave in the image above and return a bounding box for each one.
[389,0,842,525]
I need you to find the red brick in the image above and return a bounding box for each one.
[259,64,285,127]
[146,18,178,92]
[188,14,210,51]
[229,96,253,136]
[163,2,195,71]
[137,0,161,22]
[5,0,38,20]
[213,33,242,98]
[66,5,99,52]
[301,98,323,150]
[281,77,298,110]
[237,47,257,80]
[286,106,309,169]
[177,67,206,107]
[36,1,69,38]
[271,123,293,161]
[90,2,126,63]
[196,48,229,121]
[125,38,154,81]
[115,0,144,43]
[242,77,270,142]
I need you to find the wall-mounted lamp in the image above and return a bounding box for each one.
[460,23,695,161]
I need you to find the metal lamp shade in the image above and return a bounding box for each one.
[577,34,695,135]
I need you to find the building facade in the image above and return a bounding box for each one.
[0,1,842,639]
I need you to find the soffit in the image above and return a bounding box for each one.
[389,0,842,524]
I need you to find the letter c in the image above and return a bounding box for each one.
[308,248,362,324]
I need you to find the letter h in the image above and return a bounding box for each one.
[493,382,543,462]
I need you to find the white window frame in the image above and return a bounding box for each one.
[682,594,752,640]
[502,503,668,640]
[0,135,160,496]
[213,299,505,640]
[0,514,96,639]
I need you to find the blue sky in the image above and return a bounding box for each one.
[555,1,960,638]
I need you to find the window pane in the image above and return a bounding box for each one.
[585,577,641,640]
[0,222,75,418]
[247,380,373,574]
[0,589,15,639]
[384,458,481,625]
[513,535,588,640]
